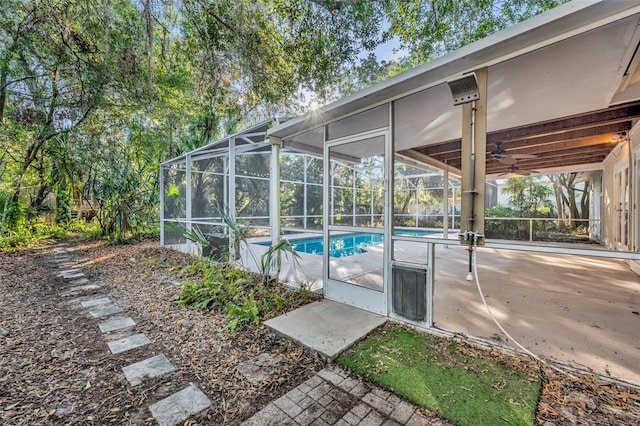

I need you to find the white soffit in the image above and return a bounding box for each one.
[486,14,640,133]
[395,14,640,151]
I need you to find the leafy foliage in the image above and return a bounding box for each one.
[0,0,565,244]
[260,239,301,284]
[177,257,315,331]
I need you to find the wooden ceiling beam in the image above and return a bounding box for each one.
[486,155,608,173]
[484,144,613,165]
[432,137,615,164]
[418,120,632,158]
[488,121,632,148]
[486,100,640,143]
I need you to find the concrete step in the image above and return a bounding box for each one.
[81,297,111,308]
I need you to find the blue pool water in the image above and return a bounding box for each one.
[262,229,436,258]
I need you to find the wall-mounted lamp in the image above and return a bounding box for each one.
[611,131,628,143]
[446,73,480,106]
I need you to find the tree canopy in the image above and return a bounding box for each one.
[0,0,565,240]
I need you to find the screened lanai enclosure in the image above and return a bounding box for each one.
[160,2,640,386]
[160,118,461,276]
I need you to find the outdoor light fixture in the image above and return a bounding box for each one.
[611,131,628,143]
[446,73,480,106]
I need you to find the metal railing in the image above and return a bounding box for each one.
[484,217,600,243]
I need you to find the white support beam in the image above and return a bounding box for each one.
[397,150,462,178]
[303,156,308,229]
[185,154,193,254]
[460,68,487,237]
[443,169,449,241]
[159,165,165,246]
[229,138,237,258]
[269,136,282,255]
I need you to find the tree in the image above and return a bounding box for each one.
[501,177,553,217]
[549,173,590,229]
[0,0,152,228]
[0,0,568,240]
[382,0,568,66]
[324,0,567,100]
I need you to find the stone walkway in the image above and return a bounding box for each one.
[50,245,211,426]
[50,244,444,426]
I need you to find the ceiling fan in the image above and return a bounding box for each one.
[497,165,540,177]
[490,142,538,165]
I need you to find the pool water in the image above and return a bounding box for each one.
[262,229,436,258]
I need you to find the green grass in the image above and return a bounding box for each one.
[336,324,541,426]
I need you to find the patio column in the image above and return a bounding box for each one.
[229,138,237,258]
[185,153,193,254]
[270,136,282,250]
[303,156,308,229]
[443,169,449,240]
[460,68,487,237]
[159,165,165,246]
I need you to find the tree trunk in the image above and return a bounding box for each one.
[550,175,565,227]
[580,180,590,220]
[0,53,10,125]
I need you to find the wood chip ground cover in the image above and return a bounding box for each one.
[0,239,323,425]
[0,238,639,425]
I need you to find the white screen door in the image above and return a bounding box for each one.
[323,129,391,314]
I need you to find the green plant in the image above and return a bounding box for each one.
[216,206,252,263]
[294,283,313,304]
[260,239,300,284]
[55,188,72,225]
[267,292,289,311]
[224,291,260,332]
[0,218,100,250]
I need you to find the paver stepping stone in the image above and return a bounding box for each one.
[81,297,111,308]
[122,354,176,386]
[107,333,151,354]
[63,272,85,280]
[149,384,211,426]
[53,257,72,263]
[70,278,90,286]
[99,316,136,333]
[235,353,283,384]
[89,304,122,318]
[58,269,81,276]
[69,284,101,292]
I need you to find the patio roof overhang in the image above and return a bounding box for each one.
[269,0,640,179]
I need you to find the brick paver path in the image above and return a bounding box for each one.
[243,365,448,426]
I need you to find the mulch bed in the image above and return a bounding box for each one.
[0,238,638,425]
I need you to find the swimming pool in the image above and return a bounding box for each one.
[261,229,436,258]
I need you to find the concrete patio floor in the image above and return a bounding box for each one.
[248,238,640,386]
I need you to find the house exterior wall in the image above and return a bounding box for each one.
[602,123,640,275]
[602,136,629,249]
[589,171,603,243]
